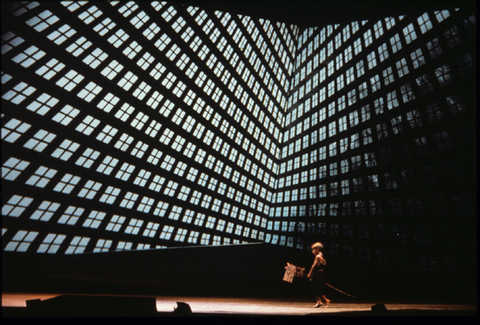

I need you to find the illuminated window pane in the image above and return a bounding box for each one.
[26,10,59,32]
[78,82,102,102]
[124,218,143,234]
[370,74,381,93]
[99,185,121,204]
[159,225,175,240]
[114,133,134,151]
[116,241,133,251]
[37,233,66,254]
[119,192,138,209]
[76,115,100,136]
[403,23,417,44]
[93,239,112,252]
[57,206,84,225]
[130,10,149,29]
[107,29,129,48]
[53,173,81,194]
[3,157,30,181]
[118,71,138,91]
[66,36,92,57]
[5,230,39,252]
[77,180,102,200]
[2,119,31,143]
[383,66,395,85]
[77,5,102,24]
[123,41,142,59]
[390,33,402,53]
[25,166,57,188]
[65,236,90,254]
[1,32,25,54]
[83,48,108,69]
[106,215,126,232]
[83,210,106,229]
[36,59,65,80]
[56,70,85,91]
[2,195,34,217]
[101,60,124,80]
[146,149,163,166]
[435,10,450,23]
[3,82,36,105]
[93,17,116,36]
[12,46,45,69]
[174,161,187,176]
[143,22,160,40]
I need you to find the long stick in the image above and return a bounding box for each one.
[325,283,356,298]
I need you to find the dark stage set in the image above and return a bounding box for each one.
[2,0,477,318]
[3,243,476,316]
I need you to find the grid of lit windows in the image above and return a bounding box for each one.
[2,1,299,254]
[1,1,476,273]
[276,6,475,268]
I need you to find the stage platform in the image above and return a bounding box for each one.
[2,293,476,317]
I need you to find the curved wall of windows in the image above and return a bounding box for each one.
[2,1,476,272]
[276,9,476,270]
[2,1,297,254]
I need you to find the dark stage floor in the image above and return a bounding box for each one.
[2,293,477,317]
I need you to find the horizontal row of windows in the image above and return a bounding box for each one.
[268,193,454,218]
[0,223,454,259]
[1,101,281,183]
[264,221,431,245]
[269,199,414,218]
[2,112,460,215]
[2,194,267,236]
[2,152,455,218]
[1,214,436,244]
[274,170,440,200]
[2,194,266,225]
[11,227,418,253]
[2,228,256,254]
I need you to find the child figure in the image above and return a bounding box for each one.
[307,242,330,308]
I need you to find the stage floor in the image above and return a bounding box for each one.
[155,296,476,316]
[2,293,477,317]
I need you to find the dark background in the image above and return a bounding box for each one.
[3,242,476,303]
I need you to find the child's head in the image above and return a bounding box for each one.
[311,242,323,252]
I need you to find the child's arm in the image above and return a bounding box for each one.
[307,255,321,279]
